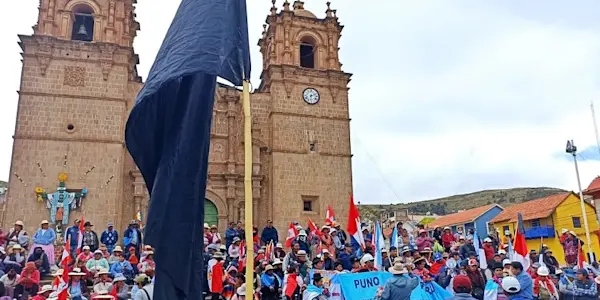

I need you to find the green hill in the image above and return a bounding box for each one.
[360,187,567,221]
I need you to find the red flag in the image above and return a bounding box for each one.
[76,217,85,255]
[578,241,586,268]
[110,283,118,298]
[265,241,273,262]
[61,239,72,266]
[347,195,365,249]
[326,205,336,225]
[512,213,530,270]
[308,219,323,237]
[284,273,299,298]
[57,252,70,300]
[238,240,246,271]
[285,222,298,248]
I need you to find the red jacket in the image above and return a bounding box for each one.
[441,233,455,248]
[483,244,495,260]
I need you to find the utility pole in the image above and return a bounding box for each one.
[566,140,595,262]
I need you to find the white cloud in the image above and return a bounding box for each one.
[1,1,599,206]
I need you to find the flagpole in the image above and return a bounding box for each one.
[242,79,254,289]
[566,139,594,262]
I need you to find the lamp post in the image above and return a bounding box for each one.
[566,139,595,262]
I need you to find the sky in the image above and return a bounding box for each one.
[1,1,600,205]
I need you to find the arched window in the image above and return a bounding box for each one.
[71,4,95,42]
[299,36,316,69]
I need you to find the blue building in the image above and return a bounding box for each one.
[428,204,504,238]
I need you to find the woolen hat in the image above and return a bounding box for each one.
[453,275,471,290]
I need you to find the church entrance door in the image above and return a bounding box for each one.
[205,199,218,227]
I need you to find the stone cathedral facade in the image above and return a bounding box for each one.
[3,0,353,237]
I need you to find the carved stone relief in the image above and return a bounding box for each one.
[63,66,86,87]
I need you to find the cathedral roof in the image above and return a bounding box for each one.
[294,9,317,18]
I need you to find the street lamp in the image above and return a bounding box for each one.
[566,139,595,263]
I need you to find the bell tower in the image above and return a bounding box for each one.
[257,1,353,229]
[3,0,143,233]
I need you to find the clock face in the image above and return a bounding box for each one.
[303,88,320,105]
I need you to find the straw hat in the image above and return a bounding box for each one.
[14,220,24,226]
[212,252,224,259]
[272,259,282,265]
[52,269,64,277]
[276,243,283,248]
[264,265,274,271]
[113,273,127,282]
[97,268,110,275]
[113,246,123,252]
[389,263,408,275]
[40,220,49,226]
[12,244,22,250]
[38,285,53,294]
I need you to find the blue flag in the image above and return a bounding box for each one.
[391,223,398,249]
[125,0,251,299]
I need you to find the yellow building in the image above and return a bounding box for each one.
[490,192,600,264]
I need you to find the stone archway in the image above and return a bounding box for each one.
[205,189,228,232]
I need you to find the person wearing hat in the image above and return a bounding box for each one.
[260,264,281,300]
[272,258,284,279]
[124,220,143,260]
[337,243,354,271]
[31,284,53,300]
[228,237,242,261]
[133,273,154,300]
[273,242,286,259]
[321,249,334,271]
[100,222,119,254]
[77,245,94,263]
[108,245,124,265]
[261,220,279,246]
[295,250,310,279]
[527,262,541,280]
[81,221,100,252]
[333,222,348,246]
[542,249,559,275]
[7,220,29,250]
[532,266,559,299]
[379,262,418,300]
[93,268,113,294]
[138,250,156,276]
[501,276,523,299]
[464,258,485,299]
[295,230,310,255]
[87,250,109,276]
[208,252,226,300]
[231,283,246,300]
[358,253,377,272]
[30,220,57,266]
[111,273,130,300]
[450,275,477,299]
[416,229,434,252]
[563,231,581,267]
[28,246,51,276]
[441,226,456,252]
[92,290,117,299]
[4,244,25,273]
[110,249,134,280]
[571,268,597,299]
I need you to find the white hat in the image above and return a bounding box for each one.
[38,285,53,294]
[498,249,507,255]
[360,253,375,265]
[321,225,330,230]
[113,246,123,252]
[569,230,576,236]
[561,228,568,234]
[502,259,512,265]
[264,264,274,271]
[484,237,492,243]
[276,243,283,248]
[297,250,307,256]
[113,273,127,282]
[537,266,550,276]
[330,228,337,233]
[272,258,282,265]
[504,230,510,235]
[555,269,563,275]
[322,249,329,254]
[233,237,241,242]
[83,246,90,250]
[459,235,465,240]
[52,269,64,277]
[501,276,521,293]
[443,226,451,230]
[94,250,103,255]
[212,252,225,259]
[389,262,408,274]
[237,283,246,296]
[97,268,110,275]
[68,268,86,276]
[382,248,388,253]
[204,223,209,228]
[298,230,307,236]
[14,220,24,226]
[40,220,49,225]
[12,244,22,250]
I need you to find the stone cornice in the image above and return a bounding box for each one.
[18,91,129,103]
[269,111,349,122]
[14,134,124,145]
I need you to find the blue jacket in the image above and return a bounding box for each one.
[101,229,119,246]
[123,227,142,248]
[260,227,278,244]
[510,272,533,299]
[225,228,239,248]
[33,228,56,245]
[338,252,352,271]
[64,225,79,245]
[380,274,418,300]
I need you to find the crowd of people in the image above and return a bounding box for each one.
[0,218,153,300]
[203,219,600,300]
[0,215,597,300]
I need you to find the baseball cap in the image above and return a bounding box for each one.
[453,275,471,290]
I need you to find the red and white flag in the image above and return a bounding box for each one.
[238,240,246,270]
[308,218,323,237]
[76,217,85,255]
[57,248,70,300]
[61,239,72,266]
[265,241,274,261]
[326,205,336,225]
[347,195,365,250]
[285,222,298,248]
[512,213,530,270]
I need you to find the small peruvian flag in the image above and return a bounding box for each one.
[285,222,298,248]
[308,218,323,237]
[326,205,336,225]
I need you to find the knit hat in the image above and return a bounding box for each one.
[453,275,471,290]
